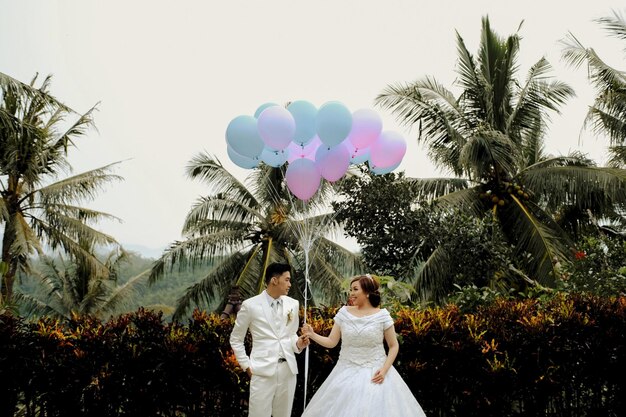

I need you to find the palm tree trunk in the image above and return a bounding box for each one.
[1,229,17,303]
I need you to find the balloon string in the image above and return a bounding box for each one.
[302,246,310,412]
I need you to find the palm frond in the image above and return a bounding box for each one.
[96,269,150,317]
[186,152,259,209]
[596,10,626,43]
[608,145,626,167]
[182,195,262,235]
[36,162,123,205]
[171,252,250,321]
[499,196,572,285]
[403,177,470,202]
[520,165,626,212]
[149,231,251,284]
[414,246,453,302]
[433,186,486,217]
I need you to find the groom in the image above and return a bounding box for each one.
[230,262,309,417]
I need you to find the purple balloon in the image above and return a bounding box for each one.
[369,131,407,169]
[254,102,279,118]
[286,158,321,201]
[347,108,383,149]
[314,143,350,182]
[257,106,296,151]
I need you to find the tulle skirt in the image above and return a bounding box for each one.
[301,361,426,417]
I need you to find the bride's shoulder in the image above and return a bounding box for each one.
[335,305,351,318]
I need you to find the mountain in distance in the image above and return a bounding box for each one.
[122,243,166,260]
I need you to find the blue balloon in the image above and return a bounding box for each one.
[227,146,260,169]
[316,101,353,147]
[254,102,279,119]
[287,100,318,145]
[260,148,289,167]
[225,115,264,158]
[370,161,401,175]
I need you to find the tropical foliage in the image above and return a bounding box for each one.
[375,17,626,300]
[150,153,363,320]
[0,72,123,306]
[19,247,149,320]
[562,9,626,168]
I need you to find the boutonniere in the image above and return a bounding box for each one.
[286,309,294,324]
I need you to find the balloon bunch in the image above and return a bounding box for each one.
[225,100,407,201]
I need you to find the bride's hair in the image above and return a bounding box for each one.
[350,274,381,307]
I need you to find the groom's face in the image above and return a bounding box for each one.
[272,271,292,296]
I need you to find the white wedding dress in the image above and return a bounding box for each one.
[301,306,426,417]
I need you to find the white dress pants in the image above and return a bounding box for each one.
[248,361,297,417]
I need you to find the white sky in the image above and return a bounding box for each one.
[1,0,625,252]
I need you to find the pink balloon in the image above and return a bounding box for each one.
[257,106,296,151]
[347,108,383,149]
[314,143,350,182]
[286,136,321,163]
[286,158,321,201]
[369,131,407,169]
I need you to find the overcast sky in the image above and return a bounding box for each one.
[1,1,625,254]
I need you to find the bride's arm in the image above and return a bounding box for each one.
[302,322,341,349]
[371,326,399,384]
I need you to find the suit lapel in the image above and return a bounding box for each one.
[261,294,281,336]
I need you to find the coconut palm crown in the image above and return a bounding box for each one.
[149,153,363,320]
[376,17,626,300]
[1,72,123,305]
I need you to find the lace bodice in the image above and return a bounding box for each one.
[334,307,394,368]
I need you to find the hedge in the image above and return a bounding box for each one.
[1,293,624,416]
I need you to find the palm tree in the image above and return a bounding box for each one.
[149,153,363,320]
[20,247,148,320]
[561,10,626,168]
[1,72,123,305]
[375,17,626,300]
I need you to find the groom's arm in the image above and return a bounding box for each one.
[290,301,308,353]
[229,301,253,372]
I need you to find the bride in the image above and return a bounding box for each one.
[301,274,426,417]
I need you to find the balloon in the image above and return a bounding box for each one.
[314,144,350,182]
[347,108,383,149]
[260,148,289,167]
[371,161,401,175]
[287,100,317,145]
[225,115,264,158]
[257,106,296,151]
[286,136,321,163]
[254,102,279,118]
[344,140,370,165]
[369,131,407,168]
[227,146,260,169]
[316,101,353,147]
[286,158,321,201]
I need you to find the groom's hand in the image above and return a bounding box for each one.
[296,334,310,350]
[246,367,252,378]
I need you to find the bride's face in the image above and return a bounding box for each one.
[349,281,368,307]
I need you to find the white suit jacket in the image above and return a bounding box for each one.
[229,292,302,377]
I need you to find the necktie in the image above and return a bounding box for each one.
[271,299,282,327]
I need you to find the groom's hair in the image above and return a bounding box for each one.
[265,262,291,284]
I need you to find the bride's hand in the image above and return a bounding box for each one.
[371,369,387,384]
[301,323,314,337]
